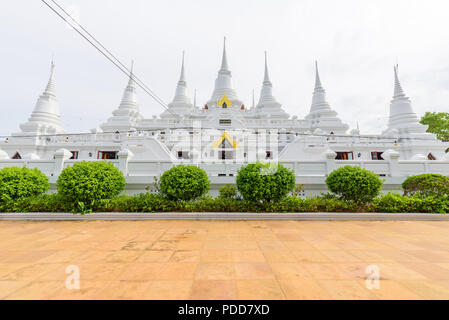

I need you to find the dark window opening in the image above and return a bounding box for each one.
[177,151,190,159]
[336,152,354,160]
[219,119,232,125]
[371,152,384,161]
[428,153,436,160]
[70,151,79,160]
[266,151,273,159]
[12,152,21,159]
[222,102,227,108]
[98,151,118,160]
[219,151,234,160]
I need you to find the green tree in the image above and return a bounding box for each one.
[420,112,449,142]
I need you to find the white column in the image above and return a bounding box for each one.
[324,149,337,175]
[118,148,134,176]
[53,149,73,176]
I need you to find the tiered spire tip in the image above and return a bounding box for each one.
[220,37,230,72]
[263,51,271,84]
[314,61,323,92]
[45,59,56,94]
[393,64,406,99]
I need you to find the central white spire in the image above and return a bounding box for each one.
[208,38,242,107]
[220,37,230,73]
[17,60,65,135]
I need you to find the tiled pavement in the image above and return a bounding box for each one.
[1,220,449,300]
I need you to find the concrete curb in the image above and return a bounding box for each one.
[0,212,448,221]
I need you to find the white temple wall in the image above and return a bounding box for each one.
[1,158,448,197]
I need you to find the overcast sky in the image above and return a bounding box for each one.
[1,0,449,135]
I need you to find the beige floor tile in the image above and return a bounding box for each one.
[318,280,377,300]
[236,280,285,299]
[105,250,144,263]
[234,263,275,280]
[169,250,201,263]
[190,280,237,300]
[4,281,66,300]
[0,281,30,299]
[117,263,164,280]
[200,250,235,262]
[143,280,193,300]
[371,281,422,300]
[302,263,352,280]
[137,250,174,262]
[398,280,449,300]
[293,251,332,263]
[320,250,362,263]
[195,263,235,280]
[278,278,332,300]
[96,280,152,299]
[157,263,198,280]
[270,263,312,280]
[263,250,297,262]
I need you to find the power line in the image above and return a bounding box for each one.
[41,0,180,119]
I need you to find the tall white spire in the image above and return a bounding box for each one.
[256,52,288,118]
[257,52,278,106]
[17,60,64,135]
[101,60,142,132]
[263,51,271,84]
[220,37,230,73]
[393,65,406,99]
[305,61,348,134]
[160,52,193,118]
[170,51,191,105]
[208,38,242,106]
[45,59,56,95]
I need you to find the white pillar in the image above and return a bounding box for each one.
[53,149,72,176]
[118,148,134,176]
[324,149,337,175]
[383,149,401,177]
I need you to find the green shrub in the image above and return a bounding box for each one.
[56,161,125,208]
[218,185,238,199]
[0,167,49,204]
[402,174,449,197]
[236,162,296,203]
[160,165,210,201]
[7,193,74,213]
[326,166,383,203]
[372,193,449,214]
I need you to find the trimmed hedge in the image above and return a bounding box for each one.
[218,185,238,199]
[1,193,448,214]
[236,162,296,203]
[56,161,125,207]
[402,174,449,197]
[0,167,49,204]
[160,165,210,201]
[326,166,383,203]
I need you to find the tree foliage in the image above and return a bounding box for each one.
[420,112,449,142]
[160,165,210,201]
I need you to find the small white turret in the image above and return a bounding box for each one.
[17,60,65,135]
[161,52,194,118]
[101,61,143,132]
[383,65,432,139]
[304,61,348,134]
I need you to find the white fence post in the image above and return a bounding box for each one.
[54,149,73,176]
[324,149,337,175]
[118,149,134,176]
[383,149,401,177]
